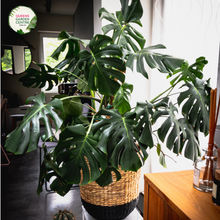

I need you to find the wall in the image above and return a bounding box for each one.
[73,0,94,39]
[93,0,102,35]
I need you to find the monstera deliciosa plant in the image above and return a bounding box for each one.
[5,0,210,196]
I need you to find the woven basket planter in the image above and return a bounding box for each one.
[80,168,141,220]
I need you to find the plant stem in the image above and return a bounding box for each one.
[90,90,96,111]
[59,95,101,104]
[150,81,178,103]
[99,95,106,111]
[54,68,88,86]
[116,21,126,45]
[86,114,96,135]
[150,85,173,103]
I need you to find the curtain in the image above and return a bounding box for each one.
[149,0,220,173]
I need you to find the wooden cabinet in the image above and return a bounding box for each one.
[144,170,220,220]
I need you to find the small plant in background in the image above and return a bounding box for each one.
[53,209,76,220]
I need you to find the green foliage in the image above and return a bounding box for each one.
[113,82,133,114]
[169,56,208,85]
[78,34,126,96]
[5,93,63,154]
[18,63,58,90]
[126,44,184,79]
[44,37,70,69]
[26,15,37,30]
[92,109,145,171]
[53,94,83,128]
[24,49,31,69]
[1,49,13,71]
[99,4,145,51]
[5,0,211,196]
[178,78,210,134]
[54,124,108,185]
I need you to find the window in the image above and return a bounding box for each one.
[24,47,31,70]
[39,32,70,93]
[1,47,14,74]
[2,45,31,75]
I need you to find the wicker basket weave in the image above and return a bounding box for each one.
[80,168,141,220]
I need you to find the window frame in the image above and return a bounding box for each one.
[39,31,73,93]
[1,45,15,74]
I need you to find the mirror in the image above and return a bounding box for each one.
[1,43,31,75]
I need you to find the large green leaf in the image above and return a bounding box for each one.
[113,82,133,114]
[37,146,73,196]
[177,78,210,134]
[152,100,201,161]
[169,57,208,85]
[178,118,201,161]
[120,0,143,23]
[99,1,145,51]
[5,92,63,154]
[53,95,83,127]
[54,125,108,185]
[134,102,154,148]
[77,75,90,93]
[153,102,186,154]
[92,109,144,171]
[51,31,85,80]
[126,44,184,79]
[78,34,126,96]
[51,31,83,60]
[96,166,121,187]
[18,63,58,91]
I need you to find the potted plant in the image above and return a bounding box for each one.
[4,0,211,219]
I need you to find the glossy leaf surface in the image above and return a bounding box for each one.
[113,82,133,114]
[178,78,210,134]
[5,93,63,154]
[79,34,125,96]
[54,125,108,185]
[99,0,145,51]
[53,95,83,127]
[153,102,186,153]
[51,31,84,80]
[169,56,208,85]
[92,109,144,171]
[18,63,58,91]
[126,44,184,79]
[120,0,143,23]
[134,102,154,149]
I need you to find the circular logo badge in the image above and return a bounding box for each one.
[8,6,37,34]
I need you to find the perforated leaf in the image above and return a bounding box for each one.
[99,0,145,51]
[5,92,63,154]
[134,102,154,148]
[92,109,145,171]
[126,44,184,79]
[54,125,107,185]
[178,118,201,161]
[177,78,210,134]
[153,102,186,154]
[78,35,125,96]
[18,63,58,91]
